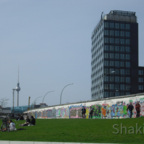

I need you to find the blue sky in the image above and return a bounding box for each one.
[0,0,144,107]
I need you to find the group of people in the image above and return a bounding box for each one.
[81,106,94,119]
[1,115,36,132]
[81,101,141,119]
[127,101,141,118]
[1,119,16,132]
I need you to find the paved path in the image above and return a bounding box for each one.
[0,141,116,144]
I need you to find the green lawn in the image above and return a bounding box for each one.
[0,118,144,143]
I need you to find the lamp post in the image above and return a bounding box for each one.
[60,83,73,105]
[34,96,43,106]
[42,91,54,103]
[98,71,115,99]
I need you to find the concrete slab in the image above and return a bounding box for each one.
[0,141,116,144]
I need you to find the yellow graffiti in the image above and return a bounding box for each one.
[86,108,89,119]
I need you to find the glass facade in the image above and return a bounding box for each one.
[91,10,144,100]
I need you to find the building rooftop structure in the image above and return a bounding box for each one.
[103,10,137,23]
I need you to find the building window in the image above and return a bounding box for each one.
[104,45,109,51]
[126,32,130,37]
[120,54,125,60]
[110,76,114,82]
[120,31,125,37]
[126,39,130,45]
[104,30,109,36]
[104,76,109,82]
[115,38,119,44]
[110,53,114,59]
[115,46,119,52]
[104,92,109,97]
[115,76,120,82]
[120,84,125,90]
[139,85,144,90]
[120,46,125,52]
[125,24,130,30]
[110,61,114,66]
[110,30,114,36]
[120,24,125,29]
[139,70,144,75]
[126,69,130,75]
[126,62,130,67]
[126,46,130,52]
[126,85,131,91]
[110,45,114,51]
[110,23,114,28]
[115,31,119,36]
[115,61,119,67]
[104,61,109,66]
[104,84,109,90]
[104,53,109,58]
[110,84,114,90]
[110,38,114,44]
[120,69,125,75]
[126,54,130,60]
[120,39,125,45]
[115,53,119,59]
[138,78,144,83]
[120,61,124,67]
[126,77,131,83]
[104,38,109,43]
[115,23,119,29]
[120,77,125,83]
[105,22,109,28]
[104,68,109,74]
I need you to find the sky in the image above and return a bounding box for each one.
[0,0,144,107]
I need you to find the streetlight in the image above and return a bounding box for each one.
[34,96,43,105]
[98,71,115,99]
[42,91,54,103]
[60,83,73,105]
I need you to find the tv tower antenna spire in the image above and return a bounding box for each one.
[16,66,21,107]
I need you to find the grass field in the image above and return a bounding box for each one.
[0,117,144,143]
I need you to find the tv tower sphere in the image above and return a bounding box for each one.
[16,83,21,91]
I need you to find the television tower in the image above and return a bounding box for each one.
[15,67,21,107]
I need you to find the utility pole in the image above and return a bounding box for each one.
[12,89,16,113]
[28,96,31,110]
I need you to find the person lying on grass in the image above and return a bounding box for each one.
[20,116,30,126]
[20,116,35,126]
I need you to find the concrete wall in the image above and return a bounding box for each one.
[25,93,144,119]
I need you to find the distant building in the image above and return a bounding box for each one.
[91,10,144,100]
[1,107,11,114]
[0,106,2,113]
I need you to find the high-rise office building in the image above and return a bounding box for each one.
[91,10,144,100]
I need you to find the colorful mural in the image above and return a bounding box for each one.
[69,104,83,118]
[26,95,144,119]
[56,107,69,118]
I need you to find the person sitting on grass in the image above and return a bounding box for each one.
[9,120,16,131]
[30,116,36,126]
[20,116,30,126]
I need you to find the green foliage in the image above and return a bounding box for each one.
[0,118,144,143]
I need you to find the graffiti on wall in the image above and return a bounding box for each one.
[69,104,83,118]
[26,96,144,119]
[56,107,69,118]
